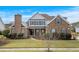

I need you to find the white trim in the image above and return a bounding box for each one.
[9,22,27,28]
[29,25,46,26]
[29,20,46,26]
[47,16,57,25]
[29,13,45,20]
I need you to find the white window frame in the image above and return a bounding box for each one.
[29,19,46,26]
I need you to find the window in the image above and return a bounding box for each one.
[55,18,62,26]
[61,28,67,33]
[29,20,45,25]
[51,29,55,33]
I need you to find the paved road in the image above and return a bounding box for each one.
[0,48,79,50]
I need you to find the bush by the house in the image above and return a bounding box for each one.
[2,30,10,38]
[0,31,2,35]
[43,32,71,40]
[66,33,72,40]
[60,33,71,40]
[8,33,24,39]
[44,33,51,40]
[17,33,24,39]
[8,33,17,39]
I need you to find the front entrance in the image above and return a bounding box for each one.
[29,29,34,36]
[29,29,45,37]
[29,29,34,35]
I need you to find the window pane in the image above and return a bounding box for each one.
[51,29,55,33]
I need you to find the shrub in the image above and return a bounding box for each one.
[66,33,71,40]
[43,32,59,40]
[8,33,17,39]
[60,33,71,40]
[8,33,24,39]
[60,33,66,39]
[2,30,10,38]
[44,33,51,40]
[0,31,2,35]
[17,33,24,39]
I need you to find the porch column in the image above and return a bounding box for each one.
[40,29,42,36]
[34,29,35,37]
[39,29,42,36]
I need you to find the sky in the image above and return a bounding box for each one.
[0,6,79,24]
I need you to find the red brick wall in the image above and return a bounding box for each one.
[15,14,22,33]
[46,16,71,33]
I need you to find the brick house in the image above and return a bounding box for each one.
[9,13,71,38]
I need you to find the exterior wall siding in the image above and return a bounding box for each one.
[47,16,71,33]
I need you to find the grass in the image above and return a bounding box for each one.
[0,39,47,48]
[0,50,46,52]
[0,38,79,48]
[51,50,79,52]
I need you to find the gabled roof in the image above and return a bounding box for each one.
[40,14,53,20]
[29,13,54,20]
[9,22,28,28]
[47,15,70,25]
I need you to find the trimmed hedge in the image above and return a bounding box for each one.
[59,33,71,40]
[2,30,10,38]
[43,33,71,40]
[8,33,24,39]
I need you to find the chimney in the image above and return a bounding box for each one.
[15,14,22,33]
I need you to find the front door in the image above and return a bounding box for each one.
[29,29,34,36]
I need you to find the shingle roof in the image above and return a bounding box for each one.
[9,22,28,28]
[40,14,53,20]
[47,15,70,25]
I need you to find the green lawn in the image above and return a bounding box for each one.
[0,38,79,48]
[52,50,79,52]
[0,50,46,52]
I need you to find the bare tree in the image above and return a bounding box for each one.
[44,32,51,52]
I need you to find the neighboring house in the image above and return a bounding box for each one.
[74,24,79,32]
[72,22,79,32]
[75,27,79,33]
[0,17,5,31]
[9,13,71,38]
[71,23,79,39]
